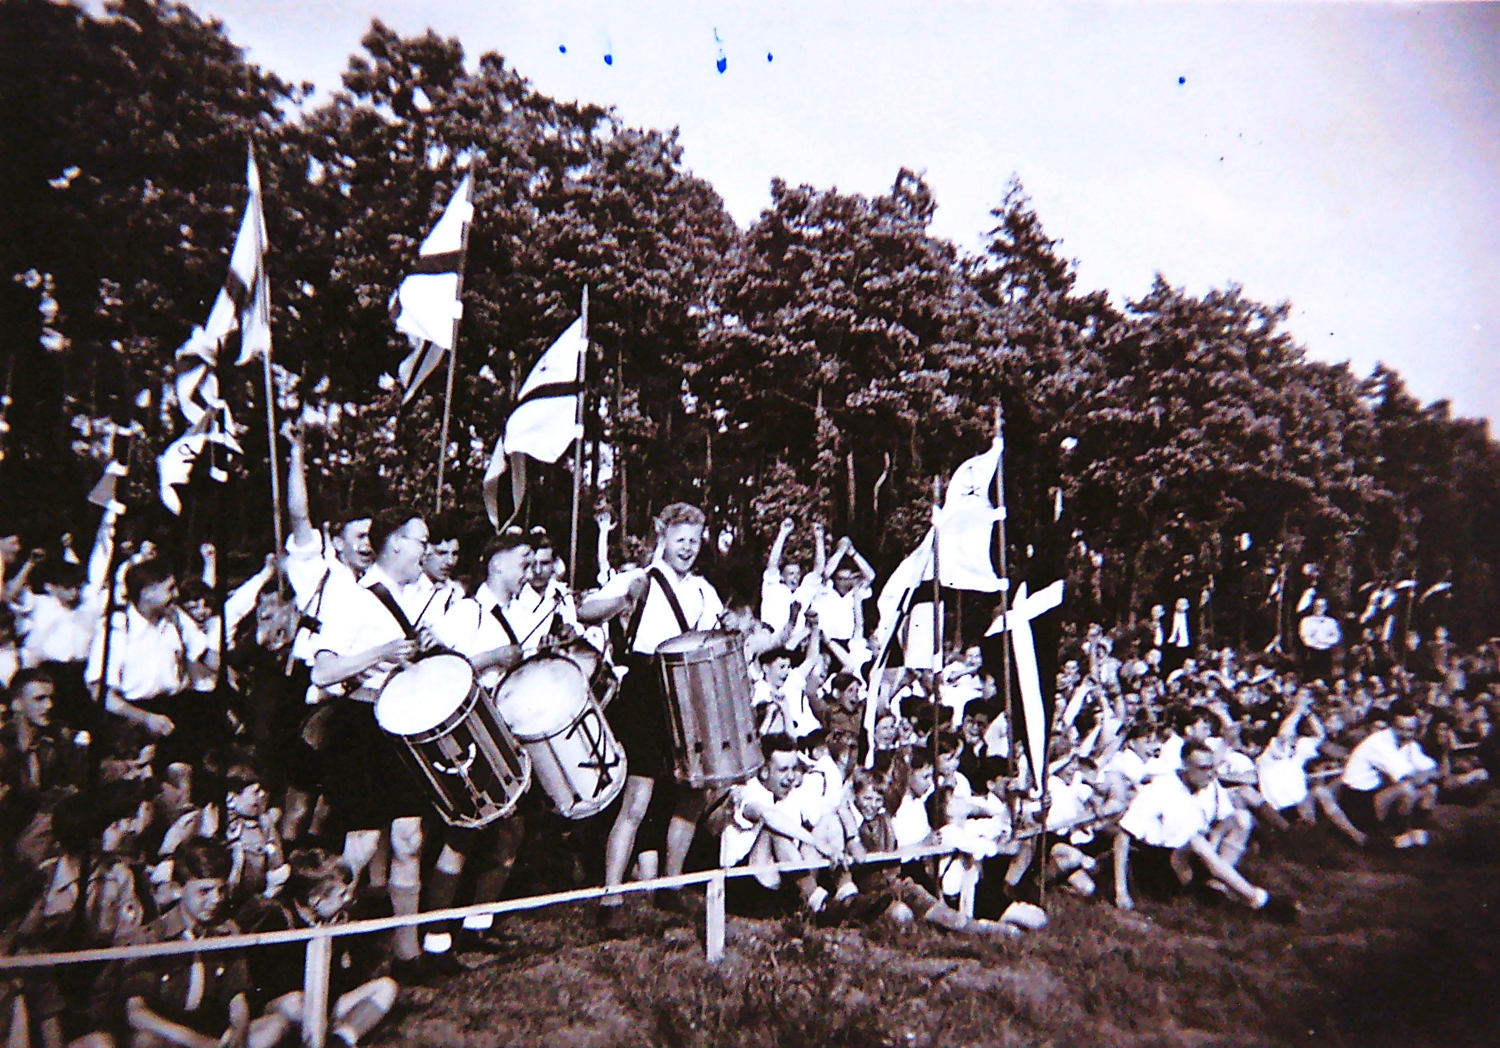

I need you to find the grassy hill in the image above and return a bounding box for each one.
[369,796,1500,1047]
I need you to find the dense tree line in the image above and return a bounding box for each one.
[3,0,1497,643]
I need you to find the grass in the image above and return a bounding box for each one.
[367,795,1500,1047]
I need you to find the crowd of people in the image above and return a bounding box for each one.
[2,428,1498,1047]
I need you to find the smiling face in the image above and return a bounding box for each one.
[833,566,859,596]
[854,782,886,822]
[763,749,801,801]
[334,518,375,573]
[660,522,704,576]
[380,518,429,585]
[1180,749,1217,793]
[488,545,534,600]
[137,575,178,619]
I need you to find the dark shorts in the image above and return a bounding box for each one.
[321,699,431,834]
[1127,839,1188,901]
[605,655,673,781]
[1337,783,1382,834]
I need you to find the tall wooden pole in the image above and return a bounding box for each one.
[931,474,944,768]
[568,287,589,591]
[434,180,473,516]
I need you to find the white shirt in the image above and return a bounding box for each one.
[432,582,531,690]
[719,777,811,868]
[18,592,101,667]
[1341,727,1437,792]
[508,579,578,649]
[810,583,870,643]
[283,531,360,666]
[759,569,818,635]
[1299,614,1342,651]
[754,669,820,738]
[788,754,845,828]
[596,558,723,656]
[415,575,466,622]
[1257,735,1322,810]
[311,566,443,693]
[892,787,934,848]
[85,605,209,703]
[1119,772,1211,849]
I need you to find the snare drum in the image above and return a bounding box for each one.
[492,654,628,819]
[375,654,531,829]
[553,638,619,710]
[655,630,762,787]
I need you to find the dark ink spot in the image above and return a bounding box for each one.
[767,53,774,62]
[1178,76,1186,85]
[717,56,727,74]
[559,45,567,54]
[604,53,613,65]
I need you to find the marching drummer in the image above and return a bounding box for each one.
[432,527,539,687]
[509,526,581,648]
[308,507,453,980]
[578,502,725,928]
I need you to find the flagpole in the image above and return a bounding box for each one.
[568,287,590,592]
[434,179,473,516]
[931,474,943,766]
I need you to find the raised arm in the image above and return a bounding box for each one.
[811,522,828,582]
[286,424,316,549]
[767,517,794,576]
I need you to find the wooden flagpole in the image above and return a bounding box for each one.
[568,287,589,591]
[434,178,473,515]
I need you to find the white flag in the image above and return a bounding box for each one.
[482,314,586,526]
[157,412,242,515]
[392,174,473,384]
[936,437,1006,592]
[184,149,271,369]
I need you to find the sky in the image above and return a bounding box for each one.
[158,0,1499,425]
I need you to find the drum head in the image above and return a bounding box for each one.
[376,654,475,737]
[655,629,717,656]
[493,655,588,737]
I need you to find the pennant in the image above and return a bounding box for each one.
[183,148,271,368]
[87,460,129,511]
[482,314,586,526]
[392,175,473,403]
[158,410,242,516]
[989,579,1065,795]
[936,437,1006,593]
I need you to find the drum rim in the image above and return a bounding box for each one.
[492,652,590,737]
[375,653,478,738]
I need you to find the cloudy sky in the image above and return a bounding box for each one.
[173,1,1498,424]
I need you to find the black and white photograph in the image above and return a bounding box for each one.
[1,1,1498,1044]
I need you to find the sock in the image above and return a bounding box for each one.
[807,886,828,912]
[422,931,453,954]
[835,881,858,901]
[462,913,495,931]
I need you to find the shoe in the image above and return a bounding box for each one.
[1392,830,1420,850]
[1260,894,1301,925]
[595,904,627,938]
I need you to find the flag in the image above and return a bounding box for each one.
[986,579,1065,794]
[87,460,128,512]
[391,174,473,404]
[184,148,271,369]
[158,410,242,516]
[482,314,587,527]
[936,437,1006,592]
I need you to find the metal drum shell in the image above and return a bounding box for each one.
[655,629,762,788]
[492,654,629,819]
[376,657,531,830]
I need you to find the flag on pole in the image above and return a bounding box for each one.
[87,459,129,513]
[936,437,1006,592]
[987,579,1065,793]
[391,174,474,405]
[482,314,587,527]
[182,147,271,369]
[158,411,243,516]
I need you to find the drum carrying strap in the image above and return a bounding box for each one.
[623,567,691,652]
[366,583,419,641]
[487,603,521,648]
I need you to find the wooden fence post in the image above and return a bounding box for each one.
[302,932,333,1048]
[705,870,726,963]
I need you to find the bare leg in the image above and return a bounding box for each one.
[1113,831,1134,909]
[388,817,423,962]
[1312,785,1368,846]
[1187,836,1264,906]
[332,977,398,1045]
[663,788,706,879]
[601,775,655,907]
[281,787,312,842]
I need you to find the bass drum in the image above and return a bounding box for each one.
[492,654,628,820]
[655,630,762,788]
[375,654,531,829]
